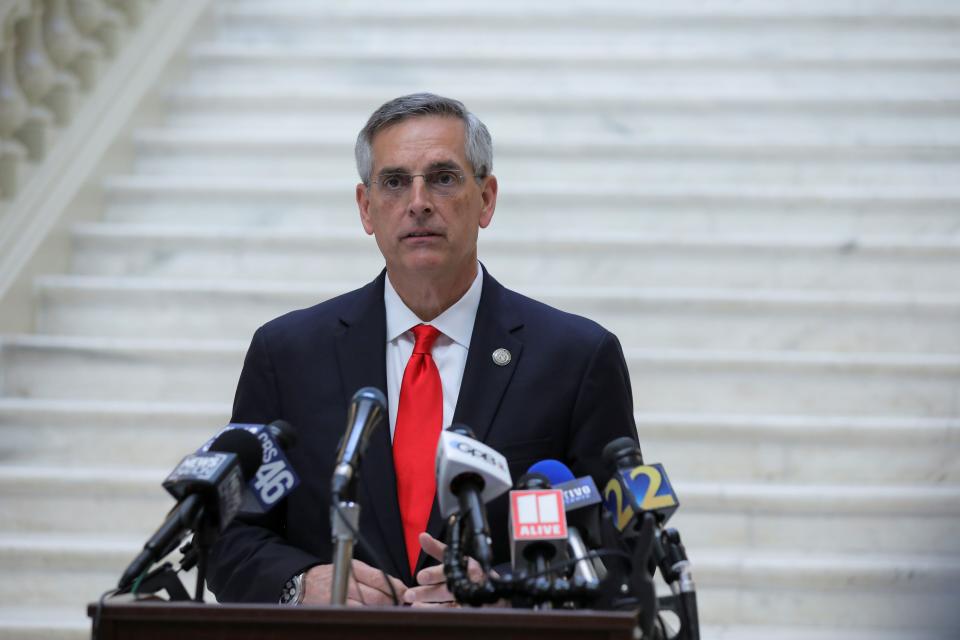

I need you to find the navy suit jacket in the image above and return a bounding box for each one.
[207,267,637,602]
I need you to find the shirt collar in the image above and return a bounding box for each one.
[384,263,483,349]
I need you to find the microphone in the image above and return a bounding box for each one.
[509,472,569,607]
[329,387,387,605]
[435,424,513,571]
[527,460,603,588]
[330,387,387,500]
[200,420,300,514]
[601,437,679,533]
[118,428,264,589]
[602,437,698,640]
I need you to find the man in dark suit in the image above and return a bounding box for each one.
[207,93,638,607]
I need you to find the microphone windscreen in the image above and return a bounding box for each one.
[527,459,575,485]
[267,419,297,449]
[353,386,387,407]
[448,423,477,439]
[602,436,643,469]
[516,471,551,490]
[209,428,262,480]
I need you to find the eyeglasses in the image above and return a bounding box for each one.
[372,170,479,198]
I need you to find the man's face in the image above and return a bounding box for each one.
[356,115,497,283]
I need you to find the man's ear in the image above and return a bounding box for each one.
[479,174,498,229]
[357,183,375,235]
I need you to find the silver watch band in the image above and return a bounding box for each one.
[279,571,305,605]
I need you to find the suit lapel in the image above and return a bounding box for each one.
[334,271,410,583]
[420,268,524,573]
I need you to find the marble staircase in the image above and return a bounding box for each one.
[0,1,958,637]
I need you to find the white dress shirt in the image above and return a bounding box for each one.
[384,264,483,441]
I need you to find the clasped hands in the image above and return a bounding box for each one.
[300,532,487,607]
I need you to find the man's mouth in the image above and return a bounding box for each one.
[404,230,442,239]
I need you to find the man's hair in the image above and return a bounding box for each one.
[355,92,493,186]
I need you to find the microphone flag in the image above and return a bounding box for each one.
[509,488,568,568]
[200,422,300,513]
[603,462,679,532]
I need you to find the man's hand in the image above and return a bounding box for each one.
[302,561,407,606]
[403,533,488,607]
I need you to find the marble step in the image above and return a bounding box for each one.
[0,399,228,469]
[131,127,960,160]
[166,82,960,114]
[0,533,201,619]
[159,98,960,147]
[2,335,958,416]
[0,467,169,537]
[702,627,956,640]
[691,550,960,631]
[3,465,957,555]
[129,131,960,186]
[0,607,90,640]
[219,0,960,20]
[1,399,956,483]
[177,65,960,105]
[100,175,960,237]
[1,532,957,629]
[34,276,960,354]
[214,1,960,35]
[68,224,960,293]
[189,40,960,69]
[0,533,145,611]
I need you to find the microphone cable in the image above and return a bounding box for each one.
[91,586,120,640]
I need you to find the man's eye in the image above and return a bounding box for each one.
[432,171,458,186]
[382,175,405,189]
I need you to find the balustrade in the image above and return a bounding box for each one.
[0,0,154,198]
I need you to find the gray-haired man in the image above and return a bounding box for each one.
[207,93,638,607]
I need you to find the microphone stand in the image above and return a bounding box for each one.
[330,498,360,605]
[184,504,217,603]
[656,528,699,640]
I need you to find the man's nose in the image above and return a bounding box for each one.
[407,175,433,215]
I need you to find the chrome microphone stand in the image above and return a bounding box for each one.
[330,498,361,605]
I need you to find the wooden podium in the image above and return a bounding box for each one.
[88,601,638,640]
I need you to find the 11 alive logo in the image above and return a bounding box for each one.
[510,489,568,540]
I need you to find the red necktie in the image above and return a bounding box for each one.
[393,324,443,576]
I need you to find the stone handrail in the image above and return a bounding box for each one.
[0,0,212,330]
[0,0,153,198]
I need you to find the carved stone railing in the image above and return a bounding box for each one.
[0,0,213,332]
[0,0,151,198]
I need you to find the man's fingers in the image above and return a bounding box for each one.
[466,556,486,582]
[415,564,446,586]
[404,584,455,605]
[418,532,447,562]
[410,600,459,608]
[300,562,406,606]
[350,560,407,601]
[353,580,399,606]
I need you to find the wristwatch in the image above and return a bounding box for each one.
[279,571,305,605]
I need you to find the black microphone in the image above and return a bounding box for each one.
[602,437,679,532]
[330,387,387,500]
[118,428,263,589]
[602,437,697,640]
[224,420,300,513]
